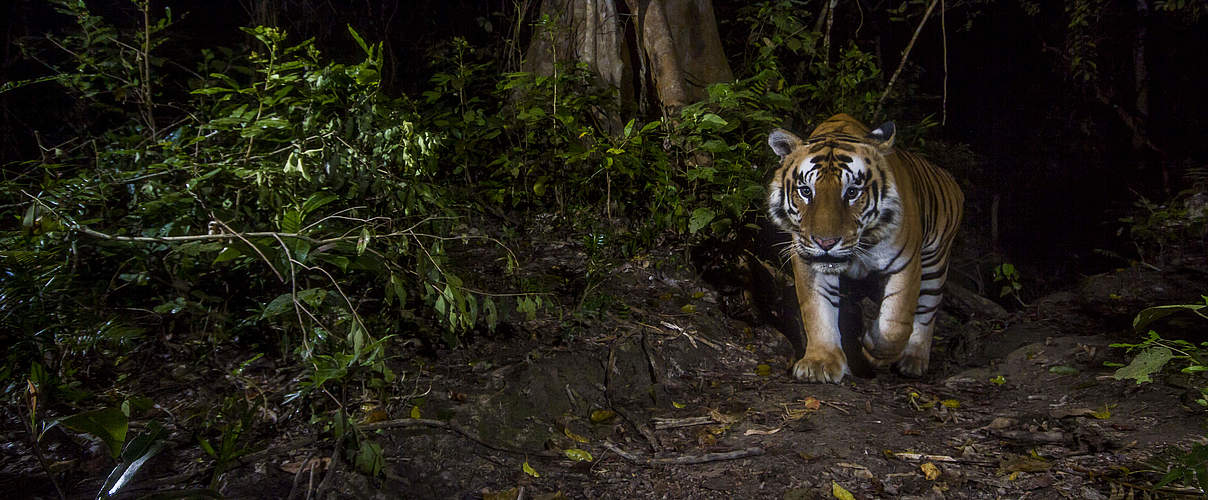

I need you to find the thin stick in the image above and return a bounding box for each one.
[875,0,940,119]
[602,441,764,465]
[651,416,715,430]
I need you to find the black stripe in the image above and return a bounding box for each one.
[915,303,940,315]
[921,269,946,281]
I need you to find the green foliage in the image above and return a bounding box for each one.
[992,262,1025,305]
[2,0,922,488]
[1112,298,1208,491]
[1118,190,1208,265]
[1110,298,1208,399]
[1,5,517,486]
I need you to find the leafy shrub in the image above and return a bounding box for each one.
[1,4,496,415]
[1110,298,1208,491]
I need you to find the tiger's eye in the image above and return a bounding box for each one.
[844,187,861,200]
[798,185,812,199]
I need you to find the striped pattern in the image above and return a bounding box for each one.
[767,114,963,382]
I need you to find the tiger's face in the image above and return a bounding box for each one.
[767,122,900,274]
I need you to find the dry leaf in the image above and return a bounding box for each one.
[920,462,941,480]
[360,408,389,424]
[482,487,519,500]
[590,409,616,422]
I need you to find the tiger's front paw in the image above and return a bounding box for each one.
[792,348,849,383]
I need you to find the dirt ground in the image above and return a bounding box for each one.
[4,235,1208,499]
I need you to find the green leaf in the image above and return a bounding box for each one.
[280,209,302,233]
[698,113,728,130]
[1134,301,1208,332]
[100,421,167,497]
[688,207,716,234]
[212,246,244,264]
[263,289,328,319]
[564,448,594,462]
[832,481,855,500]
[1113,345,1174,384]
[357,228,371,255]
[522,460,540,477]
[347,25,372,56]
[58,407,128,459]
[355,441,384,477]
[300,192,338,221]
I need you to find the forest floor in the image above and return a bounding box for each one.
[5,232,1208,499]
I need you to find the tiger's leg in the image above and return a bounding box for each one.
[790,256,848,383]
[895,258,951,376]
[861,258,922,365]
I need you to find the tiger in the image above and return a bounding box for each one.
[766,113,963,383]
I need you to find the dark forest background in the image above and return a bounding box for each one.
[2,0,1207,496]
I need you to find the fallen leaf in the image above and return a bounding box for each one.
[801,397,821,411]
[984,417,1015,430]
[410,406,421,419]
[360,408,389,424]
[522,460,540,477]
[563,428,589,443]
[590,409,617,423]
[940,399,960,409]
[482,487,519,500]
[921,462,941,480]
[755,364,772,377]
[672,401,686,409]
[1092,405,1112,419]
[708,408,741,424]
[563,448,593,462]
[681,304,696,313]
[989,375,1007,385]
[743,427,782,436]
[999,454,1051,474]
[831,481,855,500]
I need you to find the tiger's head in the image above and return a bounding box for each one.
[766,116,901,274]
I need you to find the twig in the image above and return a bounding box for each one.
[601,441,764,465]
[890,452,995,466]
[651,416,715,430]
[875,0,941,119]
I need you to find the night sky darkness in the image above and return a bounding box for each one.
[3,0,1206,281]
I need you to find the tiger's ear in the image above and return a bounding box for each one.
[768,129,801,158]
[867,122,896,151]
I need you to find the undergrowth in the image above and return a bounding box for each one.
[0,0,936,495]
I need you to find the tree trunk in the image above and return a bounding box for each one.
[521,0,733,120]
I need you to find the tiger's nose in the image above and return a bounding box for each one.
[813,236,840,251]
